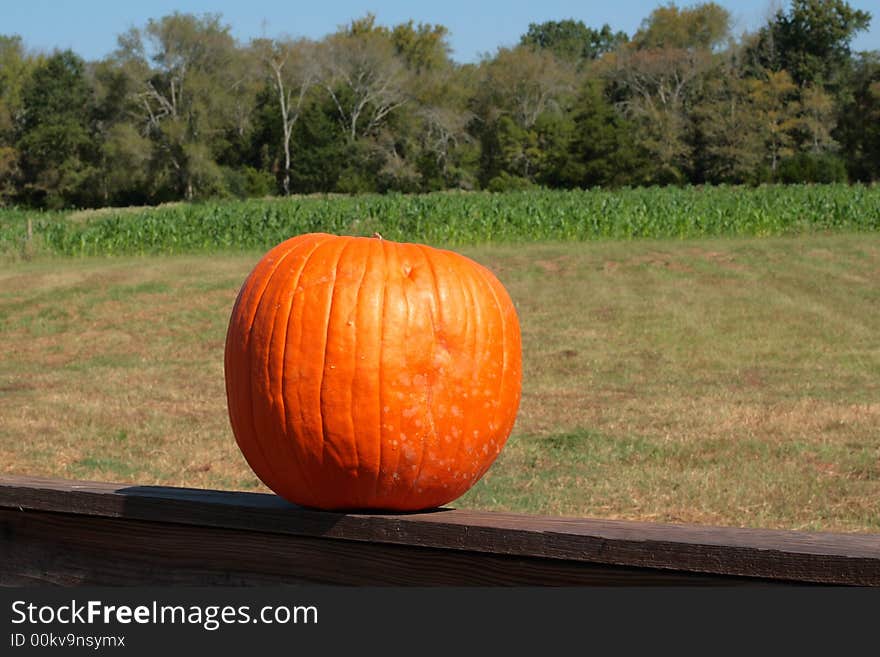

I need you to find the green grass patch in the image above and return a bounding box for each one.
[107,280,172,300]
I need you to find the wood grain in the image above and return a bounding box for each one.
[2,509,750,586]
[1,475,878,585]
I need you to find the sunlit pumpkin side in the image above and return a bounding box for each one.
[224,232,522,511]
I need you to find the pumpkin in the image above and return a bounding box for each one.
[224,232,522,511]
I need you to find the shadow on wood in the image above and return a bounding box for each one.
[1,475,879,586]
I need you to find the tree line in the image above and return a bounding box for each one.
[0,0,878,209]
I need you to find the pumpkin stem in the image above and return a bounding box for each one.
[372,232,384,240]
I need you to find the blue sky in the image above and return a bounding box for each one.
[4,0,878,63]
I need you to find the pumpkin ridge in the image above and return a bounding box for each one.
[470,261,514,477]
[344,239,377,506]
[242,240,305,493]
[381,240,405,499]
[372,239,388,504]
[445,249,477,488]
[408,244,437,494]
[342,239,371,495]
[467,258,491,486]
[417,245,450,497]
[397,242,423,499]
[226,252,280,492]
[290,236,347,504]
[278,237,325,502]
[317,237,355,484]
[261,247,301,492]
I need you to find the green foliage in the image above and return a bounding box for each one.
[835,53,880,181]
[388,20,452,72]
[15,50,96,208]
[3,185,877,257]
[0,35,30,139]
[520,20,627,63]
[692,71,764,184]
[486,172,536,192]
[753,0,872,87]
[472,46,576,187]
[288,96,350,193]
[776,153,848,183]
[631,2,731,50]
[222,166,276,198]
[2,3,880,207]
[555,80,648,187]
[115,12,251,201]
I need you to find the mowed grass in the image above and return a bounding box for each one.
[1,233,878,531]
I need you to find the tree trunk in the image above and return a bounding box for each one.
[282,133,291,196]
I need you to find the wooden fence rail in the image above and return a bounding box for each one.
[1,475,879,586]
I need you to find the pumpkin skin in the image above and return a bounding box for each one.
[224,233,522,511]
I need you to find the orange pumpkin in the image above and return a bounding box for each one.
[224,233,522,511]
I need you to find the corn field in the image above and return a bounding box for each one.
[2,185,879,257]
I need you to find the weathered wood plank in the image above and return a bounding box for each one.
[1,475,879,585]
[1,509,749,586]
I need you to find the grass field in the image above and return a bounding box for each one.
[1,232,878,532]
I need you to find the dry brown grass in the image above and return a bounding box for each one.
[1,233,878,531]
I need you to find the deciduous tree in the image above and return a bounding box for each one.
[115,13,252,199]
[748,69,801,174]
[0,35,33,202]
[632,2,731,51]
[520,19,627,63]
[251,37,318,194]
[748,0,871,88]
[318,15,410,143]
[16,50,96,207]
